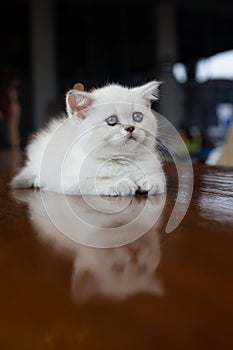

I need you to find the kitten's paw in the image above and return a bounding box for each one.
[116,179,137,196]
[148,183,165,195]
[97,179,137,196]
[98,186,119,196]
[137,177,165,195]
[137,178,150,193]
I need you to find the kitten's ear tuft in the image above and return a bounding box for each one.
[134,80,162,102]
[66,90,94,119]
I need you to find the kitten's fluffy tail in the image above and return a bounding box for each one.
[11,167,35,189]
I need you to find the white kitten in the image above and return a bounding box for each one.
[11,81,165,195]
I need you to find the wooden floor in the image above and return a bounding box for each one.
[0,150,233,350]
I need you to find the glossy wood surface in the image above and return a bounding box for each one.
[0,150,233,350]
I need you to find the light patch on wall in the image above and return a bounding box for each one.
[196,50,233,83]
[172,63,188,83]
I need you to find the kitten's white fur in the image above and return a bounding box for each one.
[11,81,165,195]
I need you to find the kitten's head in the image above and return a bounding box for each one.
[66,81,161,153]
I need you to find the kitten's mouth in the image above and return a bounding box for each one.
[126,134,136,141]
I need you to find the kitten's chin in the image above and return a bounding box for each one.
[110,136,143,150]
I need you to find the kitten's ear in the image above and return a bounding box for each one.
[133,80,162,102]
[66,90,94,119]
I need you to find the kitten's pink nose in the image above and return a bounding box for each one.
[124,125,135,133]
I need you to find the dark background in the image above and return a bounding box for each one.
[0,0,232,156]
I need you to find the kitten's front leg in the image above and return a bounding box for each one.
[96,177,138,196]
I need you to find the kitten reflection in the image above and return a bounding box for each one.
[12,190,165,301]
[71,229,163,301]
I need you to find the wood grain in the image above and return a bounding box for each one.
[0,150,233,350]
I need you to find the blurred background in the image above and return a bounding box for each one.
[0,0,232,162]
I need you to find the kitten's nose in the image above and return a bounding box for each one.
[124,125,135,133]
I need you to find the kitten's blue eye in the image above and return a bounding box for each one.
[105,115,118,126]
[132,112,143,122]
